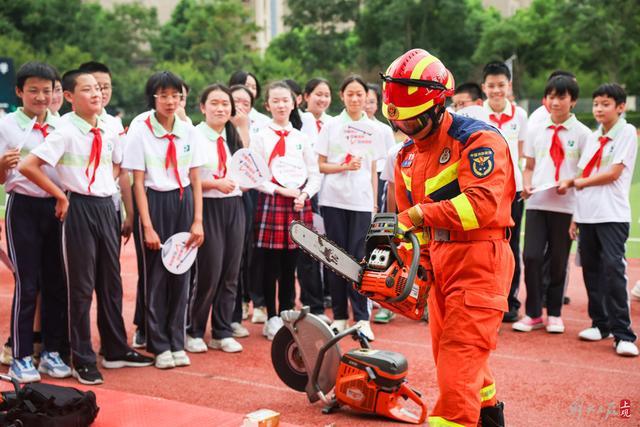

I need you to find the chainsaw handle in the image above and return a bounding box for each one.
[387,232,420,303]
[399,383,428,424]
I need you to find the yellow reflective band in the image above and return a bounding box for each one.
[428,416,465,427]
[480,383,496,402]
[400,231,428,250]
[398,221,410,232]
[425,161,459,195]
[408,55,438,95]
[383,99,436,121]
[451,193,479,231]
[401,171,412,191]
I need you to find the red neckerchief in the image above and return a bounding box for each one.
[316,119,323,133]
[548,124,565,181]
[268,128,289,166]
[33,122,49,138]
[215,135,227,179]
[489,102,516,129]
[582,136,610,178]
[86,128,102,193]
[145,116,183,199]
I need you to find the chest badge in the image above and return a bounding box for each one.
[401,152,415,168]
[439,148,451,164]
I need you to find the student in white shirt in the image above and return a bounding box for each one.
[316,75,385,341]
[20,69,153,385]
[528,70,577,130]
[301,78,333,141]
[50,76,63,116]
[0,62,69,384]
[569,84,638,357]
[451,82,490,123]
[482,61,528,322]
[123,71,205,369]
[229,71,270,136]
[250,81,321,340]
[186,84,247,354]
[514,76,590,334]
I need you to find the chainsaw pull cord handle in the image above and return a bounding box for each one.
[386,231,420,303]
[398,382,428,424]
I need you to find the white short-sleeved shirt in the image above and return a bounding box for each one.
[195,123,241,199]
[484,100,528,191]
[122,112,205,191]
[574,119,638,223]
[523,114,591,214]
[527,105,550,130]
[371,118,397,173]
[455,105,491,124]
[249,108,271,137]
[380,143,403,183]
[0,109,62,197]
[315,110,385,212]
[31,113,122,197]
[251,122,321,198]
[100,109,124,134]
[300,111,332,147]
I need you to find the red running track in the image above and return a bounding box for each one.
[0,240,638,426]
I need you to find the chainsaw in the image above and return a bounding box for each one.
[290,213,430,320]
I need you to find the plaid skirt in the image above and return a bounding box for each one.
[254,193,313,250]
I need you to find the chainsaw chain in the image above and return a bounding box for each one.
[290,221,362,284]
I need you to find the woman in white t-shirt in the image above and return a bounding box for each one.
[315,75,385,341]
[301,78,333,141]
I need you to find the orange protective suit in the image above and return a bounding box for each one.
[395,111,515,427]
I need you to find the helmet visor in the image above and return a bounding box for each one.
[390,110,433,136]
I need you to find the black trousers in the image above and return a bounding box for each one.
[577,222,636,342]
[189,197,245,340]
[254,248,299,318]
[132,188,145,331]
[232,190,260,323]
[321,206,371,322]
[507,194,523,312]
[6,193,67,359]
[142,187,193,354]
[62,193,129,366]
[522,210,573,317]
[297,252,325,314]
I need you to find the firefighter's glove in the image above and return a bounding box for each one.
[396,205,424,240]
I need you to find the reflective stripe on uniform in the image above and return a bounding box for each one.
[402,171,412,190]
[480,383,496,402]
[400,230,428,250]
[428,416,465,427]
[450,193,479,231]
[425,161,459,196]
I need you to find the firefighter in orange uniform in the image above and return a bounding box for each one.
[381,49,515,426]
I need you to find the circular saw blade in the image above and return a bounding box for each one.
[271,327,309,392]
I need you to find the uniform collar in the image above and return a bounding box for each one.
[483,99,512,115]
[148,112,188,139]
[15,108,57,130]
[68,112,107,135]
[414,110,453,152]
[598,117,626,140]
[339,109,367,123]
[196,122,226,141]
[545,113,576,130]
[269,122,293,132]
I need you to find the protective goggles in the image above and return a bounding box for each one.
[389,109,434,136]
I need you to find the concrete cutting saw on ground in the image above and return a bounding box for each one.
[270,214,430,423]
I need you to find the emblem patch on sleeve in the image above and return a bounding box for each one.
[468,147,494,178]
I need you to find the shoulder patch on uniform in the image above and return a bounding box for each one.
[468,147,494,178]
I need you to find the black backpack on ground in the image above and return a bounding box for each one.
[0,375,99,427]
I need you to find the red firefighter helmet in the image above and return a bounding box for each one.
[381,49,455,131]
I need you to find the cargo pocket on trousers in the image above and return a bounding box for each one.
[463,290,508,350]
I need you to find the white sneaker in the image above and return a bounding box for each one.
[355,320,375,341]
[231,322,250,338]
[631,281,640,300]
[155,351,175,369]
[172,350,191,367]
[209,337,243,353]
[242,302,250,320]
[545,316,565,334]
[615,340,639,357]
[329,319,348,334]
[512,316,544,332]
[578,327,613,341]
[263,316,284,341]
[251,306,268,324]
[185,336,207,353]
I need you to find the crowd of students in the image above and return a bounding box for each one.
[0,58,637,387]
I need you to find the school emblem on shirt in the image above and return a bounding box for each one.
[401,152,415,168]
[387,103,399,120]
[296,143,302,150]
[510,123,517,131]
[468,147,494,178]
[439,148,451,164]
[183,144,190,153]
[568,140,575,147]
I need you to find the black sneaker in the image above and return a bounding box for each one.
[72,364,104,385]
[101,350,154,369]
[502,309,519,323]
